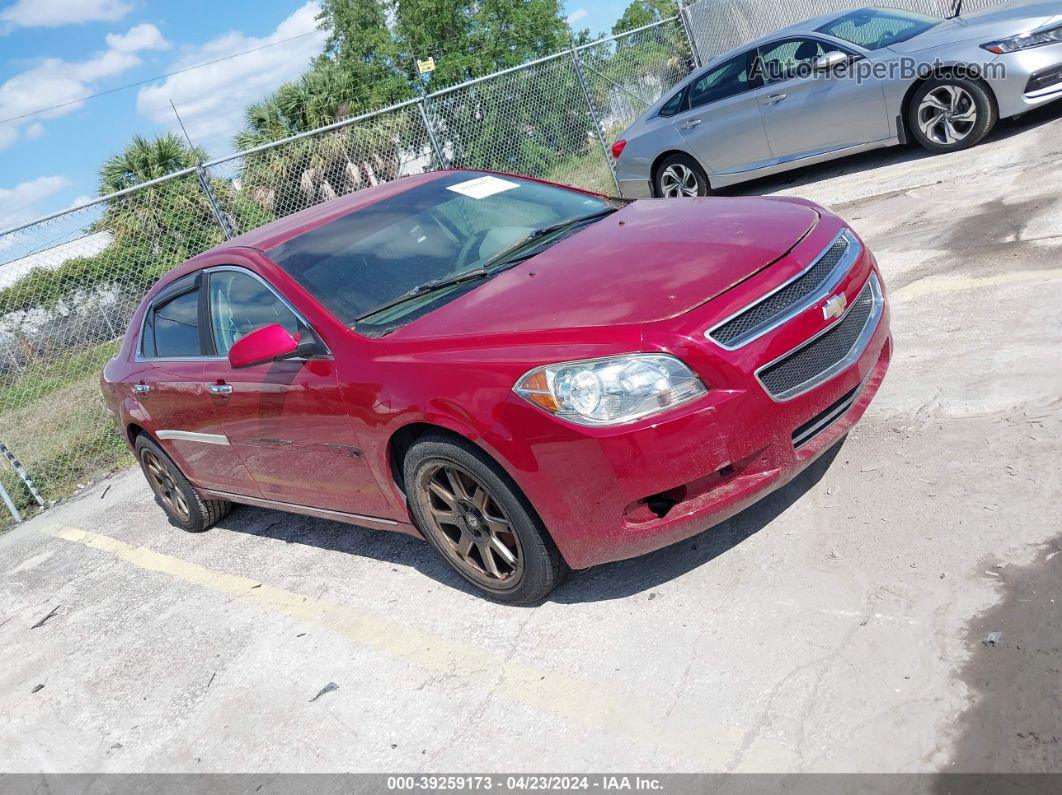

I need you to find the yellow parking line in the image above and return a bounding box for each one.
[42,525,795,769]
[892,268,1062,300]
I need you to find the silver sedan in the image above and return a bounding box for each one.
[613,2,1062,198]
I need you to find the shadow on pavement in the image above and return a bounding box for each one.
[727,100,1062,199]
[550,439,843,604]
[216,437,845,605]
[933,536,1062,778]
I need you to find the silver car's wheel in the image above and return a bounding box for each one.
[908,78,996,154]
[659,164,701,198]
[917,85,977,146]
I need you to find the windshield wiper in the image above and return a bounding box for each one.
[477,208,619,271]
[353,268,497,323]
[354,208,619,323]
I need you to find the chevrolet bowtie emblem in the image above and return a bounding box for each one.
[822,293,847,320]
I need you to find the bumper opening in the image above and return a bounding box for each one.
[624,456,753,524]
[792,382,863,448]
[1026,66,1062,95]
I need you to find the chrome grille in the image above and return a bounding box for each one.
[708,231,856,349]
[757,275,882,401]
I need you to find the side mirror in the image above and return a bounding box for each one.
[228,323,300,369]
[813,51,849,71]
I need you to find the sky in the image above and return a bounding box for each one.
[0,0,629,234]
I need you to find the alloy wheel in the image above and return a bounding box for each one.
[141,448,190,521]
[917,85,978,146]
[418,462,523,589]
[659,163,701,198]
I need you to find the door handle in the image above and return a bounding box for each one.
[679,119,702,129]
[207,383,233,396]
[763,93,788,105]
[133,383,150,394]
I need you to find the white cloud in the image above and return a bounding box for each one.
[567,8,589,24]
[107,23,170,53]
[0,23,168,144]
[25,121,45,139]
[0,0,131,28]
[136,2,328,155]
[0,175,69,231]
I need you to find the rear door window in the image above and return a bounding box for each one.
[658,88,687,117]
[143,276,203,358]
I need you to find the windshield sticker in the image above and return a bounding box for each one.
[447,175,520,200]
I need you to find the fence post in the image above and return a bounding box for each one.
[677,2,704,69]
[197,165,234,240]
[570,45,621,194]
[0,440,47,508]
[417,97,449,170]
[0,479,21,524]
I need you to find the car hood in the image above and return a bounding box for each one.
[391,197,819,339]
[887,2,1061,53]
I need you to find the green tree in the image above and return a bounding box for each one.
[316,0,414,112]
[233,64,417,216]
[392,0,572,89]
[611,0,678,36]
[96,133,225,269]
[97,133,207,193]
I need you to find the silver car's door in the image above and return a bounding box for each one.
[672,51,773,176]
[754,37,890,161]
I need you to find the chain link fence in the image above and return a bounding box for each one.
[679,0,1009,62]
[0,17,694,526]
[0,169,235,520]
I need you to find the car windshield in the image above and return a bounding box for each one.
[268,172,618,331]
[816,8,941,50]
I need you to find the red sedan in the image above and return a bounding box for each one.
[101,170,891,603]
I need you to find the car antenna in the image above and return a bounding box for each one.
[948,0,964,18]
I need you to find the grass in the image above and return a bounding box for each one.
[544,148,618,195]
[0,339,132,529]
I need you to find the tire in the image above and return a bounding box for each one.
[908,76,997,154]
[403,433,569,604]
[134,434,231,532]
[653,153,710,198]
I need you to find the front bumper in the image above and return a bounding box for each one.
[988,41,1062,117]
[487,225,892,569]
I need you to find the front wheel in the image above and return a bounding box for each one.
[404,433,568,604]
[908,77,997,153]
[653,153,710,198]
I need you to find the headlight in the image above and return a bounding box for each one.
[982,23,1062,54]
[513,354,707,426]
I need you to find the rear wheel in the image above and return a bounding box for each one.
[404,433,568,604]
[908,77,997,153]
[135,435,230,532]
[653,153,710,198]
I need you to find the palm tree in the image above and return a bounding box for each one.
[94,133,228,282]
[233,67,413,216]
[98,133,208,193]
